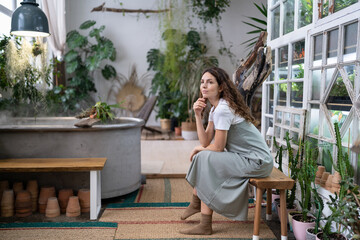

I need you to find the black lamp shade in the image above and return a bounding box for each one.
[11,0,50,37]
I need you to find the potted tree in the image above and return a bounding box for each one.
[292,141,318,240]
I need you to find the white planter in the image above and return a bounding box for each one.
[182,130,198,140]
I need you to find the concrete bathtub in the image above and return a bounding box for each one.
[0,117,144,199]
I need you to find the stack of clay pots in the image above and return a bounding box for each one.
[45,197,60,218]
[58,189,73,214]
[26,180,38,212]
[15,190,32,217]
[325,174,333,191]
[0,180,9,201]
[1,189,14,217]
[13,182,23,196]
[320,172,330,188]
[38,186,56,213]
[66,196,81,217]
[78,189,90,213]
[315,166,325,184]
[331,171,341,194]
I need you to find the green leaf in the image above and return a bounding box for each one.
[64,50,78,62]
[89,25,105,38]
[109,49,116,61]
[101,64,117,80]
[242,21,266,31]
[85,55,101,71]
[79,20,96,30]
[246,16,267,26]
[65,59,79,73]
[66,31,88,49]
[254,3,267,17]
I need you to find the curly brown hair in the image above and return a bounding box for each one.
[201,67,256,125]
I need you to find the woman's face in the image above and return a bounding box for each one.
[200,72,221,101]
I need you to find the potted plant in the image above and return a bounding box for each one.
[306,185,324,240]
[292,141,318,240]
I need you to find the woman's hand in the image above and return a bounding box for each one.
[189,145,204,161]
[193,98,207,117]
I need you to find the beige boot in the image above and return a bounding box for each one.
[181,194,201,220]
[180,213,213,235]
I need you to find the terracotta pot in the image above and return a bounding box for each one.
[77,189,90,213]
[58,189,73,214]
[1,189,14,217]
[331,171,341,194]
[13,182,23,196]
[26,180,38,212]
[0,180,9,201]
[15,190,32,217]
[292,214,315,240]
[315,166,325,178]
[174,126,182,136]
[320,172,330,188]
[66,196,80,217]
[325,175,333,191]
[46,197,60,218]
[38,186,56,213]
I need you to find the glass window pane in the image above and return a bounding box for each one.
[279,46,288,80]
[313,34,323,67]
[311,70,321,100]
[334,0,358,12]
[299,0,313,27]
[0,1,14,10]
[320,141,333,172]
[292,40,305,79]
[284,112,291,126]
[344,65,356,90]
[342,120,355,146]
[291,82,303,108]
[325,68,335,90]
[0,13,11,36]
[294,114,300,128]
[270,49,275,81]
[327,29,339,65]
[272,0,280,5]
[277,83,287,106]
[343,22,358,62]
[271,6,280,40]
[267,84,274,114]
[283,0,294,34]
[309,104,320,135]
[323,117,332,138]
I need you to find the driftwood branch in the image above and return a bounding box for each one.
[91,3,169,14]
[234,31,272,108]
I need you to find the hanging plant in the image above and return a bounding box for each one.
[190,0,230,24]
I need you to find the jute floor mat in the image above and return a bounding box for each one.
[0,222,117,240]
[99,178,276,240]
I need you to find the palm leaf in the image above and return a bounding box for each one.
[242,21,266,31]
[254,3,267,17]
[245,17,267,26]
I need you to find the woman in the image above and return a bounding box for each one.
[180,67,273,235]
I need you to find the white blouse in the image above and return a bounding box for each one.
[208,98,244,130]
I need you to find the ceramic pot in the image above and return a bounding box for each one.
[38,186,56,214]
[13,182,23,196]
[66,196,80,217]
[77,189,90,213]
[26,180,38,212]
[288,210,301,232]
[45,197,60,218]
[316,232,347,240]
[292,214,315,240]
[15,190,32,217]
[325,175,333,191]
[58,189,73,214]
[320,172,330,188]
[0,180,9,201]
[1,189,14,217]
[306,227,321,240]
[174,126,182,136]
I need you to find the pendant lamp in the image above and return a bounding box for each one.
[11,0,50,37]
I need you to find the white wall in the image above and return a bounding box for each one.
[65,0,267,126]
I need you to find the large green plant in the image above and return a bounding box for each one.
[61,20,117,110]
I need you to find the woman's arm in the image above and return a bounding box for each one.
[193,98,214,147]
[189,129,227,161]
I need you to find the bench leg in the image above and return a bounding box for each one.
[279,189,288,240]
[266,188,272,220]
[90,170,101,220]
[253,187,263,240]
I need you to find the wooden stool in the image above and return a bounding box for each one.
[249,167,294,240]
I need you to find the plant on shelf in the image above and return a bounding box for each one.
[76,101,123,122]
[60,20,117,111]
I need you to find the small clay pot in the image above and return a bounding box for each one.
[58,189,73,214]
[15,191,32,217]
[38,186,56,214]
[174,127,182,136]
[320,172,330,188]
[66,196,80,217]
[325,175,333,191]
[1,189,14,217]
[13,182,23,196]
[45,197,60,218]
[26,180,38,212]
[77,189,90,213]
[316,166,325,178]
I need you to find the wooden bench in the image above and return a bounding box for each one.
[249,167,294,240]
[0,157,107,220]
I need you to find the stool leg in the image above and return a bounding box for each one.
[253,187,263,240]
[280,189,288,240]
[266,188,272,220]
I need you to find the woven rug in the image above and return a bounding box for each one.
[0,222,117,240]
[100,178,276,240]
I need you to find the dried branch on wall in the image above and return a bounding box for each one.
[91,3,169,14]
